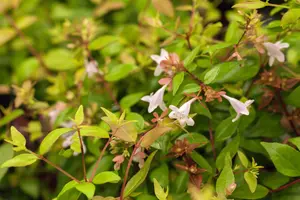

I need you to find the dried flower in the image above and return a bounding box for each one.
[203,86,226,102]
[113,154,125,170]
[255,70,281,88]
[170,138,199,157]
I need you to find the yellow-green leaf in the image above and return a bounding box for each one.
[1,153,38,168]
[93,171,121,184]
[153,178,168,200]
[244,171,257,193]
[140,126,172,148]
[74,105,84,126]
[75,182,95,199]
[0,28,16,46]
[10,126,26,150]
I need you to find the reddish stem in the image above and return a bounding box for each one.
[208,120,216,161]
[89,136,113,182]
[77,128,87,182]
[270,178,300,193]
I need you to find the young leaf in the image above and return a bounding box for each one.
[261,142,300,177]
[152,0,174,18]
[183,46,201,67]
[140,126,172,148]
[75,182,95,199]
[93,171,121,184]
[120,92,145,109]
[101,107,119,124]
[238,151,249,168]
[104,64,136,82]
[216,153,235,196]
[9,126,26,150]
[232,1,267,9]
[124,151,157,197]
[153,178,168,200]
[215,116,239,141]
[281,9,300,28]
[89,35,119,50]
[74,105,84,126]
[55,180,79,199]
[1,153,38,168]
[39,128,73,155]
[181,83,200,94]
[79,126,109,138]
[172,72,184,95]
[0,109,24,127]
[114,121,138,142]
[288,137,300,151]
[244,171,257,193]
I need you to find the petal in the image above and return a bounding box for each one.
[169,111,177,119]
[148,103,157,113]
[245,99,254,107]
[179,98,196,116]
[169,105,179,112]
[269,56,275,66]
[278,42,289,49]
[150,55,161,63]
[160,49,169,59]
[159,102,167,111]
[141,95,151,102]
[154,65,164,76]
[186,117,195,126]
[222,94,248,115]
[178,118,186,127]
[275,51,285,62]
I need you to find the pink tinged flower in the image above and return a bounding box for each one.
[221,94,254,122]
[263,41,289,66]
[141,84,168,113]
[113,155,125,170]
[62,131,87,156]
[169,98,196,127]
[85,60,99,78]
[133,147,147,169]
[150,49,169,76]
[48,102,67,125]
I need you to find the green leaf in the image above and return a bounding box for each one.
[281,9,300,28]
[105,64,136,82]
[126,112,144,130]
[288,137,300,151]
[150,163,169,188]
[79,126,109,138]
[190,151,213,173]
[203,42,234,54]
[172,72,185,95]
[232,1,267,9]
[20,178,39,199]
[101,107,119,123]
[1,153,38,168]
[181,83,200,94]
[203,59,259,84]
[286,86,300,107]
[75,182,95,199]
[183,46,201,67]
[238,151,249,168]
[56,180,79,199]
[231,184,268,199]
[93,171,121,184]
[39,128,73,155]
[261,142,300,177]
[0,144,14,181]
[141,126,172,148]
[74,105,84,126]
[9,126,26,151]
[124,151,157,197]
[259,172,289,190]
[177,133,208,148]
[0,109,24,127]
[16,15,37,30]
[216,154,235,196]
[89,35,119,50]
[192,101,212,119]
[215,116,239,141]
[45,49,79,71]
[120,92,145,109]
[216,134,240,170]
[153,178,168,200]
[244,171,257,193]
[203,22,222,37]
[171,171,189,193]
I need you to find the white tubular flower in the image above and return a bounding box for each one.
[85,59,99,78]
[150,49,169,76]
[169,98,196,127]
[221,94,254,122]
[263,41,289,66]
[141,84,167,113]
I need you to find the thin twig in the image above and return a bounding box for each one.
[89,136,113,182]
[275,89,300,136]
[208,120,216,161]
[119,125,157,200]
[28,150,80,183]
[270,178,300,193]
[77,128,87,182]
[4,14,50,74]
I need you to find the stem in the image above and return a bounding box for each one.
[186,34,192,50]
[77,128,87,182]
[275,89,300,136]
[28,150,80,183]
[119,126,157,200]
[270,178,300,193]
[208,120,216,161]
[280,64,300,78]
[4,14,50,74]
[89,136,113,182]
[267,3,289,9]
[183,68,205,87]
